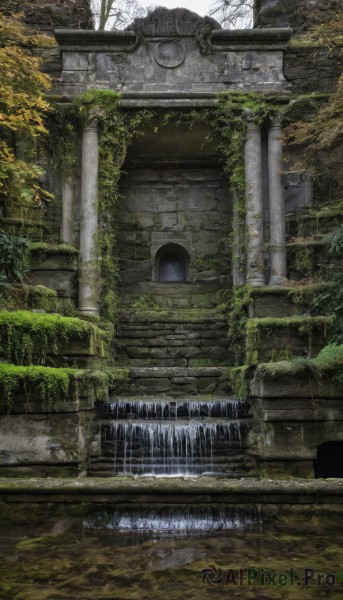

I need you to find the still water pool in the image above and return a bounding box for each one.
[0,509,342,600]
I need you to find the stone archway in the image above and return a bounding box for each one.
[155,243,190,283]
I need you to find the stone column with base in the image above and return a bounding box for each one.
[268,117,287,285]
[79,118,99,315]
[245,119,265,286]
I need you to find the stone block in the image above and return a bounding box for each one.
[0,412,93,474]
[29,270,77,299]
[30,252,78,272]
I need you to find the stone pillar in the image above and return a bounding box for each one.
[60,176,74,244]
[245,120,265,286]
[268,117,287,285]
[79,118,99,315]
[232,193,245,287]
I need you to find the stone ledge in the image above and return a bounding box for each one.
[1,477,342,505]
[211,28,292,50]
[55,29,137,52]
[130,367,226,378]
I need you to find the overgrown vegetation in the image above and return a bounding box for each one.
[0,13,54,218]
[311,225,343,342]
[0,231,30,282]
[0,363,70,414]
[0,310,108,365]
[257,343,343,385]
[0,363,129,414]
[284,9,343,197]
[245,316,333,365]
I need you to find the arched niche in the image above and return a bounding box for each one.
[155,243,190,283]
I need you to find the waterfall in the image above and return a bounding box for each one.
[83,505,258,534]
[98,397,250,477]
[101,398,249,420]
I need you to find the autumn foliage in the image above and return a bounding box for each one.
[0,13,53,211]
[284,10,343,192]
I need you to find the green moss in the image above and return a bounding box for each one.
[284,94,330,120]
[131,294,161,314]
[313,343,343,381]
[245,316,333,365]
[0,310,109,365]
[0,284,59,312]
[227,366,252,400]
[29,242,79,255]
[227,285,254,364]
[256,343,343,383]
[0,363,129,413]
[0,363,71,413]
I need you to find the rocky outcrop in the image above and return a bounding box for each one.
[0,0,93,33]
[254,0,341,31]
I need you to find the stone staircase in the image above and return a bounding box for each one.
[115,309,230,367]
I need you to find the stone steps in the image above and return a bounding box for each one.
[118,281,225,310]
[110,367,230,395]
[115,310,230,367]
[87,454,258,478]
[286,237,328,280]
[286,201,343,238]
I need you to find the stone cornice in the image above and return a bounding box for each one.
[54,29,137,52]
[55,27,293,53]
[211,28,293,51]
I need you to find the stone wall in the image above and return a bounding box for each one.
[117,121,231,302]
[254,0,340,31]
[285,47,343,95]
[0,379,96,477]
[250,363,343,478]
[254,1,343,94]
[0,0,93,33]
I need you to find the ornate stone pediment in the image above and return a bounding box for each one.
[126,7,221,37]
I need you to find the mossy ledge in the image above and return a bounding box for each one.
[0,284,59,312]
[0,310,110,365]
[0,363,129,414]
[29,243,79,256]
[245,316,333,364]
[255,343,343,383]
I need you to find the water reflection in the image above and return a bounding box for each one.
[1,511,342,599]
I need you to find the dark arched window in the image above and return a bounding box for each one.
[155,243,189,283]
[314,441,343,478]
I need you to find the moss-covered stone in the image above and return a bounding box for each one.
[0,310,110,366]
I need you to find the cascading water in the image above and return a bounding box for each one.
[83,505,259,535]
[96,397,251,477]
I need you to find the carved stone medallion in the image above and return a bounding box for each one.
[154,39,186,68]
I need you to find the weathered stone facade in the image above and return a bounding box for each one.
[0,3,342,482]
